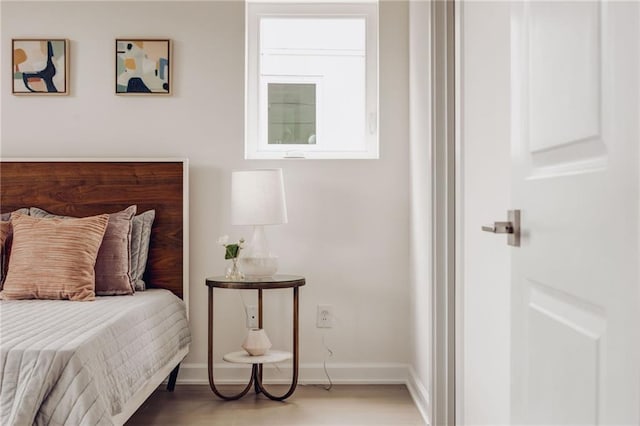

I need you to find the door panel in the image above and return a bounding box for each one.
[529,2,601,154]
[511,1,638,424]
[527,282,605,425]
[515,1,607,179]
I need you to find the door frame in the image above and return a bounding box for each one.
[430,0,457,425]
[448,1,514,424]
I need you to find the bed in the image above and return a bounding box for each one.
[0,160,191,426]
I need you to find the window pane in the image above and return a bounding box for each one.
[268,83,316,145]
[261,18,365,52]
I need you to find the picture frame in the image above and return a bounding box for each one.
[116,39,171,95]
[12,39,69,95]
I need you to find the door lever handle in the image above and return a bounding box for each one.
[481,210,520,247]
[481,222,514,234]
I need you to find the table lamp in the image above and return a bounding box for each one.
[231,169,288,278]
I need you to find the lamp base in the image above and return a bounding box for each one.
[239,256,278,278]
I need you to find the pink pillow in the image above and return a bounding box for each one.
[94,206,137,295]
[29,206,137,295]
[0,213,109,301]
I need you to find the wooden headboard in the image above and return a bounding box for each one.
[0,160,187,299]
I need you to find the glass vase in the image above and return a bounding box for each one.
[225,257,244,281]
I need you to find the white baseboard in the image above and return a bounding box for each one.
[406,366,431,426]
[178,362,410,385]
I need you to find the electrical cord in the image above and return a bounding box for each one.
[272,336,332,391]
[320,334,333,391]
[298,333,333,391]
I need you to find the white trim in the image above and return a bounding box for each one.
[431,0,456,424]
[181,159,190,319]
[407,367,432,426]
[178,362,409,385]
[112,346,189,426]
[407,1,433,425]
[454,1,465,424]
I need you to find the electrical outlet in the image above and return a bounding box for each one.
[316,304,333,328]
[246,305,258,329]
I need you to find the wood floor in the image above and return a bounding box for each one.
[126,384,425,426]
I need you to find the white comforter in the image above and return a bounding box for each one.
[0,289,191,426]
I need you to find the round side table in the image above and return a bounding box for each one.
[205,275,305,401]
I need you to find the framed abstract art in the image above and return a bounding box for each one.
[12,39,69,95]
[116,39,171,95]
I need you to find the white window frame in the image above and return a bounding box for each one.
[245,2,379,160]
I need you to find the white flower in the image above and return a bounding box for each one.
[217,235,229,246]
[238,238,246,249]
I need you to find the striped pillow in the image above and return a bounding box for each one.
[30,206,137,295]
[0,213,109,301]
[130,209,155,291]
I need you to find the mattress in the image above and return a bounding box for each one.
[0,289,191,426]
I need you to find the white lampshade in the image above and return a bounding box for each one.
[231,169,288,226]
[231,169,287,277]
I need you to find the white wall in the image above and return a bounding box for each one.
[459,2,511,424]
[407,0,432,423]
[1,0,411,384]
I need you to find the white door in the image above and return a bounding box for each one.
[509,1,639,425]
[459,1,639,425]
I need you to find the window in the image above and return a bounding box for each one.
[264,77,320,145]
[246,2,379,159]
